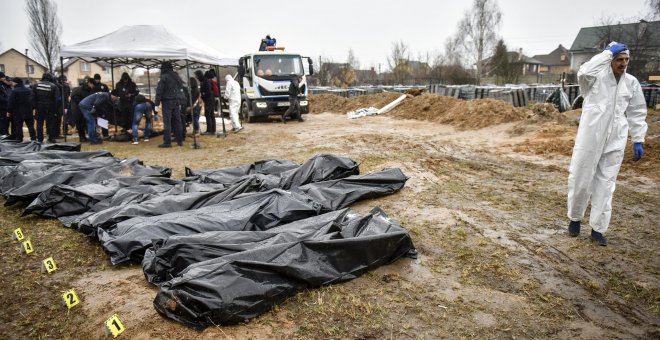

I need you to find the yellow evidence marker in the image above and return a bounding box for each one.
[42,257,58,273]
[104,314,125,338]
[12,228,25,241]
[21,239,34,254]
[62,289,80,309]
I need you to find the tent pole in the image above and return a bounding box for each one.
[186,60,200,149]
[111,60,117,136]
[216,65,226,138]
[60,56,67,143]
[146,65,153,139]
[147,66,152,98]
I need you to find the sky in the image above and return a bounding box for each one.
[0,0,652,71]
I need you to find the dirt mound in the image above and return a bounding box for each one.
[511,125,576,158]
[310,93,403,114]
[311,93,529,130]
[509,104,577,136]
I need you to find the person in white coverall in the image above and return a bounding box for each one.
[567,42,647,246]
[224,75,243,132]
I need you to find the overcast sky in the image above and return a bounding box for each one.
[0,0,651,70]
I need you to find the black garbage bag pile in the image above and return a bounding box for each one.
[184,158,299,184]
[147,207,415,329]
[76,154,365,238]
[0,136,82,153]
[0,143,415,328]
[24,176,183,219]
[2,157,171,206]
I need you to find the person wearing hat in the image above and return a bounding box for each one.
[69,77,96,142]
[93,73,109,93]
[32,72,61,143]
[7,77,36,142]
[154,61,185,147]
[566,42,648,246]
[0,72,12,136]
[115,72,139,133]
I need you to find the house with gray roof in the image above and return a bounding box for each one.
[569,20,660,80]
[533,45,571,75]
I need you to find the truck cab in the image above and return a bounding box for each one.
[237,51,314,122]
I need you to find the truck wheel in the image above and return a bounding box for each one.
[240,101,254,123]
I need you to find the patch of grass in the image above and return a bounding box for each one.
[607,272,660,316]
[0,203,108,339]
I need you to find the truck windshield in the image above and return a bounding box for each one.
[254,55,303,79]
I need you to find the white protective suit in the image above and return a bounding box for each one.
[224,74,242,130]
[567,50,647,233]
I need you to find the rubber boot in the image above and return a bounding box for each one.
[568,220,580,237]
[590,230,608,246]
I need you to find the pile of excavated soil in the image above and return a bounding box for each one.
[310,93,403,114]
[311,93,529,130]
[310,93,659,176]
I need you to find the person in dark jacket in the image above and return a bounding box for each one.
[69,77,95,142]
[0,72,12,136]
[189,76,201,135]
[79,90,118,144]
[131,94,154,144]
[282,75,304,123]
[93,73,109,93]
[56,75,71,138]
[7,78,36,142]
[155,61,185,147]
[196,70,215,135]
[32,73,61,143]
[115,72,139,132]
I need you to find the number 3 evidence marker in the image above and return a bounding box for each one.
[42,257,58,273]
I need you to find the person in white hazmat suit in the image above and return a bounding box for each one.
[567,42,647,246]
[224,74,243,133]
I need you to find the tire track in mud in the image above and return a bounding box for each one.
[423,147,660,338]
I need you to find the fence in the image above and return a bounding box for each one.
[311,84,660,109]
[309,85,426,98]
[428,84,581,108]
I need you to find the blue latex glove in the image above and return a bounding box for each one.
[606,43,627,55]
[633,142,644,161]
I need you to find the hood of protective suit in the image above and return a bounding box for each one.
[225,75,233,82]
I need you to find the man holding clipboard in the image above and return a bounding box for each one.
[78,90,119,145]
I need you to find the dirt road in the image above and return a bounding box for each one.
[1,96,658,339]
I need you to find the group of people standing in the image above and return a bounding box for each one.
[0,71,72,143]
[155,61,243,148]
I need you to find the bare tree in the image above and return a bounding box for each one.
[648,0,660,19]
[25,0,62,73]
[317,55,333,86]
[347,49,360,70]
[594,19,658,81]
[443,36,463,67]
[455,0,502,85]
[387,40,411,84]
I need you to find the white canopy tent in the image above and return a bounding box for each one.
[60,25,237,68]
[59,25,238,144]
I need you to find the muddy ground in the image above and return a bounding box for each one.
[0,93,658,339]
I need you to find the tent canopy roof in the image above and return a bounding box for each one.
[60,25,237,68]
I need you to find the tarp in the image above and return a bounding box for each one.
[2,158,171,206]
[149,208,415,328]
[0,139,82,153]
[0,147,414,329]
[24,176,181,219]
[60,25,237,67]
[98,189,324,264]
